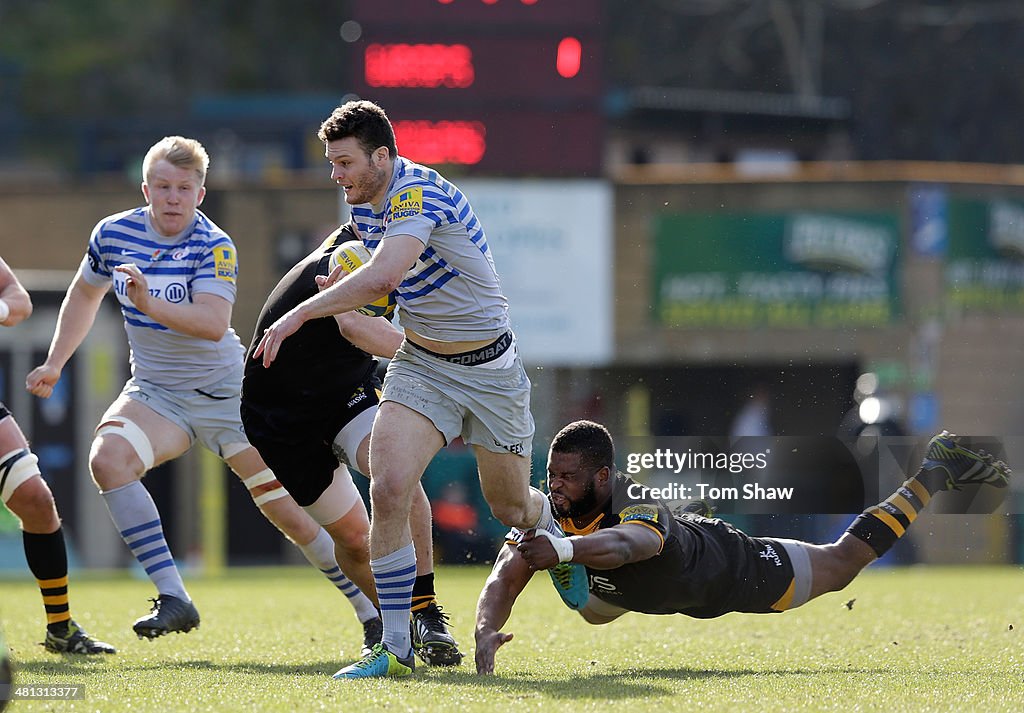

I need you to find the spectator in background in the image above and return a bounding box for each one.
[730,383,773,439]
[431,480,493,564]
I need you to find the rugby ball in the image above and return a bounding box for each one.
[328,241,397,319]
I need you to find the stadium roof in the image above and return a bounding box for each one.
[613,86,851,121]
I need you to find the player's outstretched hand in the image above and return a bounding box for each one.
[26,363,61,399]
[252,308,305,367]
[475,628,514,675]
[516,529,559,571]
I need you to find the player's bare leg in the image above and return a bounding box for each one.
[334,402,443,679]
[2,415,114,654]
[802,432,1012,603]
[90,397,199,638]
[475,446,590,610]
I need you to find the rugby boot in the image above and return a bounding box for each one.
[921,431,1012,491]
[410,602,463,666]
[43,620,116,654]
[132,595,200,639]
[544,523,589,610]
[333,643,415,679]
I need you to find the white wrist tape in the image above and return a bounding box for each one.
[0,299,9,323]
[533,528,575,563]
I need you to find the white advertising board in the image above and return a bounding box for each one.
[460,179,613,365]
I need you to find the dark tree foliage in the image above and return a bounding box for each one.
[0,0,350,118]
[606,0,1024,163]
[2,0,1024,163]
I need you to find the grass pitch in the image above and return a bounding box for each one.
[1,565,1023,712]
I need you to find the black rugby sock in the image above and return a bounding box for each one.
[846,476,931,558]
[410,572,436,612]
[23,528,73,630]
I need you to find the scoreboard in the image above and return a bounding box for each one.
[347,0,604,176]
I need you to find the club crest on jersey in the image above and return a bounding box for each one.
[389,186,423,221]
[619,505,659,524]
[213,246,237,282]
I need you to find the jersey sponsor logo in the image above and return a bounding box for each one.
[619,504,659,524]
[213,246,236,282]
[389,186,423,221]
[492,438,524,456]
[346,386,368,409]
[172,247,189,260]
[164,282,187,303]
[112,274,188,306]
[588,575,618,594]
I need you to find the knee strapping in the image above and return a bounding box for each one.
[95,417,155,470]
[221,442,249,459]
[243,468,289,506]
[0,448,41,503]
[331,407,374,469]
[303,464,361,526]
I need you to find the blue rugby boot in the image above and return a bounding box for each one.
[333,643,415,680]
[543,524,589,611]
[921,431,1012,491]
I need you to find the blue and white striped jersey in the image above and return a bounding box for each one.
[80,207,245,389]
[351,157,509,342]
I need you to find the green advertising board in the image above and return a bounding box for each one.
[653,211,901,328]
[947,197,1024,311]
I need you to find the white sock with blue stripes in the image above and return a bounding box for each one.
[101,480,189,601]
[531,487,566,537]
[298,528,378,623]
[371,542,417,657]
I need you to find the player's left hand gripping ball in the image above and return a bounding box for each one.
[330,241,397,318]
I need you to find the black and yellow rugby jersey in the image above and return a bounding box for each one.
[524,473,796,618]
[242,223,378,434]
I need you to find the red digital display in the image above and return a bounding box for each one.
[349,0,604,176]
[556,37,582,79]
[365,44,474,88]
[393,120,486,165]
[358,37,601,104]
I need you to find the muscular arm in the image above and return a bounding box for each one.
[26,269,108,398]
[474,543,535,675]
[138,290,231,341]
[254,234,423,366]
[0,257,32,326]
[334,312,404,359]
[115,263,230,341]
[568,524,663,569]
[299,234,421,322]
[517,523,663,571]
